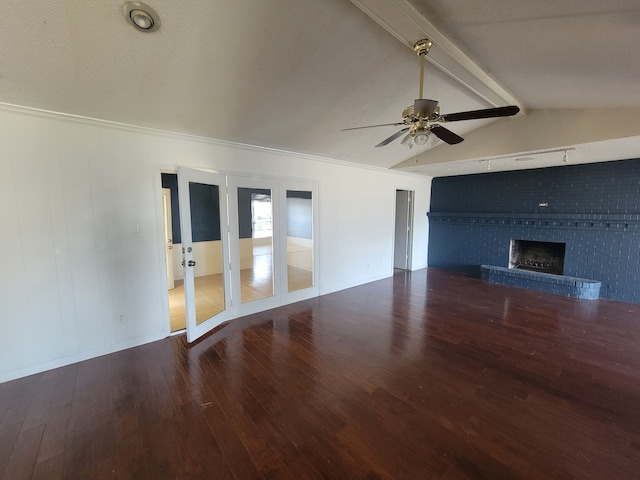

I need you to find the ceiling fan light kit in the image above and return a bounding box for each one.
[342,38,520,149]
[414,132,430,145]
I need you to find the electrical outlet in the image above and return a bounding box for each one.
[117,313,126,324]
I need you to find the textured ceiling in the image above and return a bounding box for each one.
[409,0,640,109]
[0,0,639,176]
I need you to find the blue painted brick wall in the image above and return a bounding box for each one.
[428,158,640,303]
[431,158,640,214]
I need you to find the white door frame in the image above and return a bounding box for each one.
[161,188,175,290]
[227,175,282,317]
[178,167,232,342]
[161,167,319,342]
[278,180,319,303]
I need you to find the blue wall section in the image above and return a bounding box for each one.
[189,183,222,242]
[430,158,640,214]
[161,173,222,242]
[161,173,271,242]
[428,159,640,303]
[161,173,182,243]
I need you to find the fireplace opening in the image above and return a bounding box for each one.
[509,240,565,275]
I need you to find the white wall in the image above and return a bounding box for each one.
[0,106,431,383]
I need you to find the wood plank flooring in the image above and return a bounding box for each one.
[169,264,313,332]
[2,268,640,479]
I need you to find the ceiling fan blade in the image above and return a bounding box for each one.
[400,132,413,146]
[430,125,464,145]
[414,99,438,118]
[375,127,410,147]
[441,105,520,122]
[341,122,404,131]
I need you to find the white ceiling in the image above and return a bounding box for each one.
[1,0,639,176]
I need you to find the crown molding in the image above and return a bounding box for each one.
[0,102,423,177]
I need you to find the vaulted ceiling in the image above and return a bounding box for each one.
[1,0,639,176]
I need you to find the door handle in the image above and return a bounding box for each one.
[187,260,196,267]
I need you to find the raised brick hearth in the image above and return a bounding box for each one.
[480,265,601,299]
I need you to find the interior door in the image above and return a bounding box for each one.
[161,188,175,290]
[178,167,232,342]
[394,190,413,270]
[227,176,280,316]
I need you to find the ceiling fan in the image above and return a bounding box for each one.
[342,39,520,149]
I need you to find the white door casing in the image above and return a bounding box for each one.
[178,167,232,342]
[162,188,175,290]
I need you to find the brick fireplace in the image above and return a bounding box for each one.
[427,158,640,304]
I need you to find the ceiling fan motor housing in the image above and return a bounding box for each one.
[341,37,520,148]
[402,104,440,124]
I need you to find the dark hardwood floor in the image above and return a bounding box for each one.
[2,268,640,479]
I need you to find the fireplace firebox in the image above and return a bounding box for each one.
[509,240,565,275]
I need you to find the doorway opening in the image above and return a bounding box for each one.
[161,173,187,332]
[394,189,414,271]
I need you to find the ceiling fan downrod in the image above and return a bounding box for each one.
[340,36,519,149]
[414,39,432,100]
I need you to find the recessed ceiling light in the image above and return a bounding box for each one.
[122,2,160,32]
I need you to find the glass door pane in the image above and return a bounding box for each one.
[237,187,274,303]
[189,181,226,323]
[178,167,231,343]
[286,190,314,292]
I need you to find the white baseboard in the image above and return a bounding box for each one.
[0,333,167,384]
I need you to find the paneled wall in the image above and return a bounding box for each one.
[0,106,430,383]
[428,159,640,303]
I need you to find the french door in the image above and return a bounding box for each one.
[227,176,281,317]
[178,167,232,342]
[177,168,317,342]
